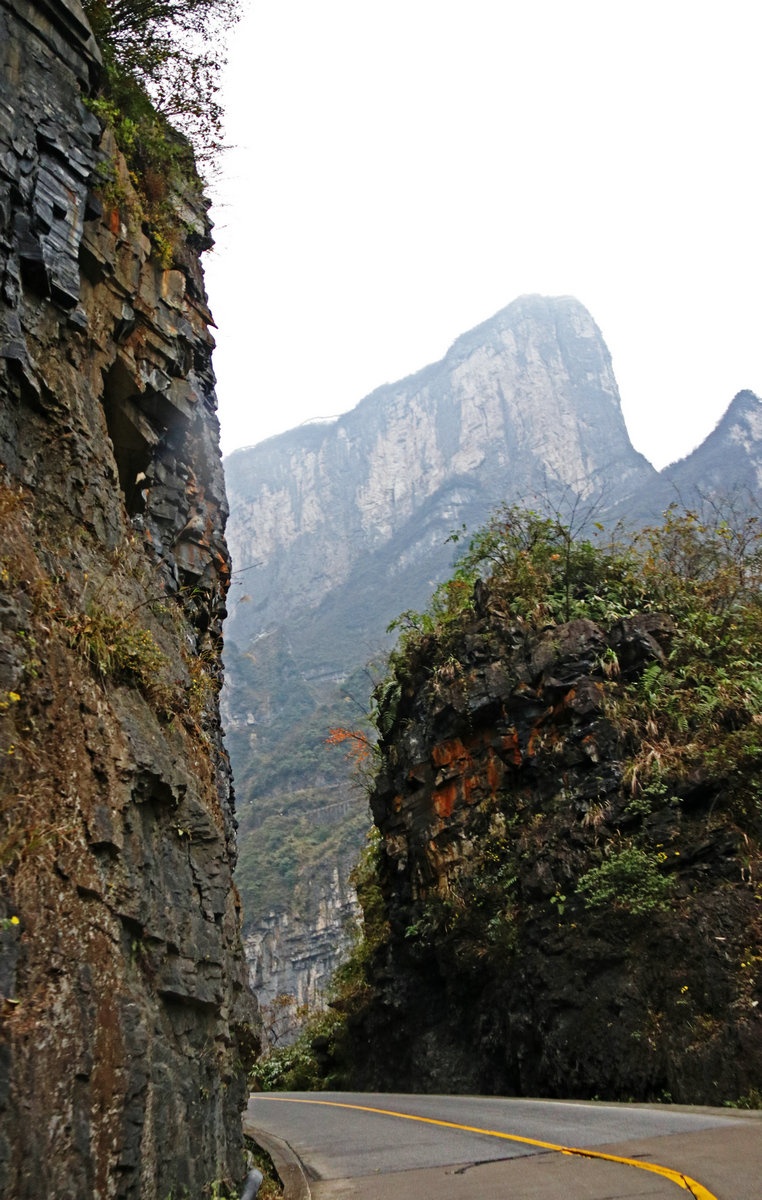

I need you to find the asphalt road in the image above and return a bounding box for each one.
[244,1091,762,1200]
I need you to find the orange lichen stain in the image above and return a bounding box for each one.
[392,794,404,813]
[407,764,427,787]
[463,774,479,804]
[431,738,467,768]
[547,687,579,724]
[501,729,522,766]
[486,750,503,795]
[581,734,600,762]
[433,782,458,818]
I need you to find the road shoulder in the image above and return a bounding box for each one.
[244,1116,313,1200]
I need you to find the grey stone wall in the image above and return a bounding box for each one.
[0,2,257,1195]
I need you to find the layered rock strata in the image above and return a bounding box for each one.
[246,864,359,1042]
[0,2,257,1195]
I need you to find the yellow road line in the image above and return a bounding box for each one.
[261,1095,718,1200]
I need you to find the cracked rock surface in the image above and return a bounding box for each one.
[0,2,257,1196]
[344,602,762,1104]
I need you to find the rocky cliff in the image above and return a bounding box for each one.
[0,2,257,1195]
[246,864,359,1042]
[334,514,762,1103]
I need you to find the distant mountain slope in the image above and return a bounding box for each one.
[607,389,762,526]
[662,388,762,499]
[224,294,655,680]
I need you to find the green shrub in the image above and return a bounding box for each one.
[66,600,174,711]
[250,1007,344,1092]
[84,0,239,167]
[83,1,239,262]
[452,504,647,625]
[576,845,674,916]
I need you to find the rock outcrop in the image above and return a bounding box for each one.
[0,2,257,1195]
[339,585,762,1103]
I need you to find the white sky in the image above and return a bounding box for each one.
[203,0,762,472]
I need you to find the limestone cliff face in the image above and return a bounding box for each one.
[225,295,654,665]
[246,864,359,1040]
[0,3,256,1196]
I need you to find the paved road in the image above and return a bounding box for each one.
[244,1091,762,1200]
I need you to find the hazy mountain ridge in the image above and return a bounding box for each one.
[602,387,762,527]
[663,387,762,495]
[224,294,655,672]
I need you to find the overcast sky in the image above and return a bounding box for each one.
[202,0,761,471]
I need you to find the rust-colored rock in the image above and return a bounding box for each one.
[0,2,257,1195]
[348,602,762,1105]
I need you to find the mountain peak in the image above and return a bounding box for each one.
[719,388,761,425]
[440,294,610,375]
[676,388,762,465]
[224,294,654,657]
[611,389,762,522]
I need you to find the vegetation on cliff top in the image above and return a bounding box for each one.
[252,502,762,1100]
[83,0,239,261]
[387,502,762,825]
[85,0,238,163]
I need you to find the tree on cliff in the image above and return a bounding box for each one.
[84,0,239,164]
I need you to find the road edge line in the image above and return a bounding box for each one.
[244,1116,312,1200]
[258,1096,718,1200]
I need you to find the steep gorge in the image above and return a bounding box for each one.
[0,2,256,1195]
[223,295,658,1013]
